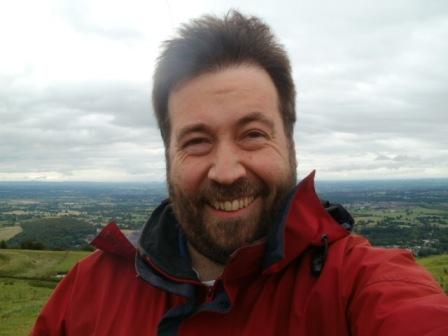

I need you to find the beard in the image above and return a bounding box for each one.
[169,168,296,265]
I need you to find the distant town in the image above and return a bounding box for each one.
[0,179,447,256]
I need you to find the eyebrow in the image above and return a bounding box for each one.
[176,123,212,144]
[235,112,275,134]
[175,111,275,143]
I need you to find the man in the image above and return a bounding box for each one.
[32,11,447,336]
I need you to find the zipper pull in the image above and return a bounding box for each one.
[205,285,214,302]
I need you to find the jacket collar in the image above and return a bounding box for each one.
[138,199,199,282]
[212,171,351,280]
[138,171,350,281]
[90,220,136,260]
[263,170,349,274]
[91,171,351,283]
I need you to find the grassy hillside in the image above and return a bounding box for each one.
[0,279,56,336]
[0,250,447,336]
[0,249,89,280]
[417,253,448,292]
[0,250,90,336]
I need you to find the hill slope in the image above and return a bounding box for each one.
[0,249,89,336]
[0,249,89,280]
[417,253,448,292]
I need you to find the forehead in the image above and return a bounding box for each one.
[167,65,281,132]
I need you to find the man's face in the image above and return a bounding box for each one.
[167,64,296,264]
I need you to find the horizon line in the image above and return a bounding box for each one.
[1,177,448,183]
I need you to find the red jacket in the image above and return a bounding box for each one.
[32,172,448,335]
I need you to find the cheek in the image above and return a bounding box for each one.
[169,157,210,194]
[245,150,291,182]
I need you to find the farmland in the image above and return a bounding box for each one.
[0,226,22,241]
[0,179,447,254]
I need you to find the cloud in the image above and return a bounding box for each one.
[0,75,164,181]
[0,0,447,181]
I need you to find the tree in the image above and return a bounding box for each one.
[20,239,45,250]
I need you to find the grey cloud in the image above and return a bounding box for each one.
[1,0,447,181]
[44,81,157,129]
[282,0,448,151]
[0,76,164,180]
[1,78,157,130]
[372,154,421,163]
[392,154,419,162]
[375,154,390,161]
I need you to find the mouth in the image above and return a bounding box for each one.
[209,196,255,212]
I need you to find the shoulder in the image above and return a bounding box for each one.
[340,235,441,291]
[335,235,448,336]
[64,249,138,290]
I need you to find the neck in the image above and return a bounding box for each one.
[187,243,225,281]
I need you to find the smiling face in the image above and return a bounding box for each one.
[167,64,297,264]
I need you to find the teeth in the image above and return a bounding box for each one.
[211,196,255,212]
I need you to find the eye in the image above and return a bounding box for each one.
[246,131,264,139]
[243,129,269,141]
[184,137,208,147]
[181,137,212,155]
[240,129,270,150]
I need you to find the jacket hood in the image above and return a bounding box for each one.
[263,170,350,274]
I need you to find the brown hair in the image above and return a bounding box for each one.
[152,10,296,147]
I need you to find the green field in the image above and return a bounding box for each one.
[0,226,22,241]
[418,253,448,293]
[0,279,55,336]
[351,205,448,226]
[0,250,446,336]
[0,250,90,336]
[0,249,89,280]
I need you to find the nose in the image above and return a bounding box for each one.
[207,142,246,185]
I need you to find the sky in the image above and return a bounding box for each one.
[0,0,447,182]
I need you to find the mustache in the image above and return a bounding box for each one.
[197,178,269,203]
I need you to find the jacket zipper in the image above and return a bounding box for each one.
[205,285,215,303]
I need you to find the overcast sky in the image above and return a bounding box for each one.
[0,0,447,182]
